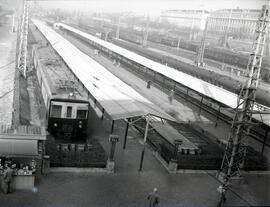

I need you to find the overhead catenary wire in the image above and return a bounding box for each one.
[204,170,253,207]
[0,60,16,70]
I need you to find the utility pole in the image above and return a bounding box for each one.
[217,5,269,207]
[142,15,150,47]
[115,16,120,39]
[17,0,29,78]
[265,31,270,56]
[177,37,181,50]
[195,19,208,67]
[222,9,232,48]
[11,14,15,32]
[189,13,195,41]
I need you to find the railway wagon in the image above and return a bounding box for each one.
[109,38,270,106]
[32,44,89,138]
[148,33,270,70]
[56,23,270,148]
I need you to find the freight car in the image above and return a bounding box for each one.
[72,19,270,75]
[147,33,270,75]
[111,38,270,106]
[31,27,89,138]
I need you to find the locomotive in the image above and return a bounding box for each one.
[30,24,90,138]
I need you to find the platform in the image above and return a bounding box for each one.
[150,121,199,154]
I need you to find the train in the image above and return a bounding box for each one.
[55,22,269,149]
[66,20,270,84]
[110,38,270,107]
[147,33,270,73]
[118,32,270,83]
[30,23,90,138]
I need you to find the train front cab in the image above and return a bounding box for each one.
[48,99,89,138]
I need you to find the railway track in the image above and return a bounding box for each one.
[58,24,270,154]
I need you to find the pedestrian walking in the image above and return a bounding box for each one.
[216,185,227,207]
[168,89,175,104]
[147,188,159,207]
[2,163,14,194]
[147,80,151,89]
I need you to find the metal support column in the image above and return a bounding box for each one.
[177,38,181,50]
[198,96,204,115]
[142,15,149,47]
[101,108,105,120]
[173,81,176,91]
[222,9,233,48]
[261,128,269,155]
[217,5,269,206]
[195,19,208,67]
[186,88,189,100]
[215,105,221,127]
[162,78,166,91]
[123,121,129,149]
[138,116,150,172]
[116,16,120,39]
[110,120,115,134]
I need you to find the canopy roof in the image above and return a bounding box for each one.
[32,19,175,121]
[0,139,38,157]
[56,22,270,126]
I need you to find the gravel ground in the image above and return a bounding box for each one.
[0,21,17,125]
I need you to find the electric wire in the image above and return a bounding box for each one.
[0,60,15,70]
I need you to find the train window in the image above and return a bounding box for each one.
[77,110,88,119]
[66,106,72,118]
[51,105,62,118]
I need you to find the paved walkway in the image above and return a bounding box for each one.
[147,45,270,94]
[1,115,270,206]
[0,19,17,125]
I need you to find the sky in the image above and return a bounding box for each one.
[36,0,269,16]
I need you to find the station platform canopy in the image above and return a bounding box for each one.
[32,19,175,122]
[56,23,240,108]
[55,22,270,126]
[0,125,46,157]
[0,139,38,157]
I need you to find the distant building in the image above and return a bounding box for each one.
[208,9,260,39]
[160,9,267,41]
[160,10,209,31]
